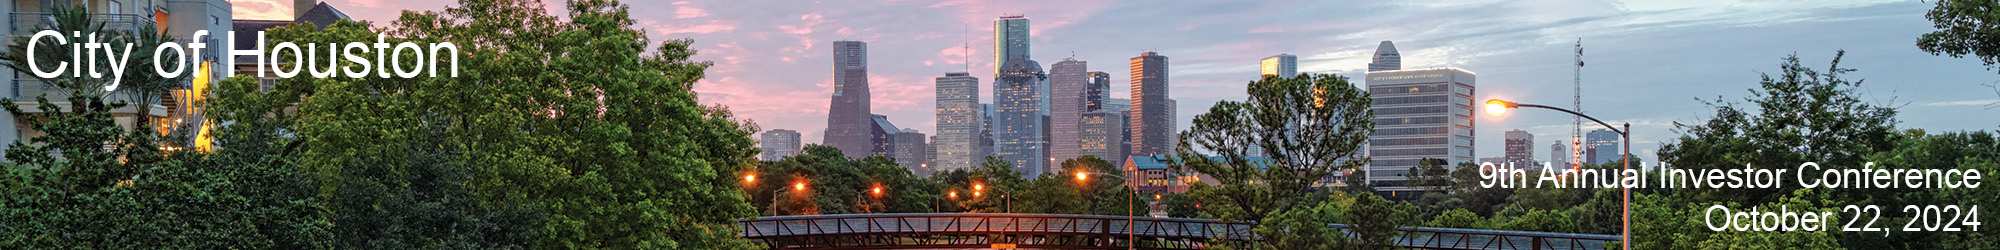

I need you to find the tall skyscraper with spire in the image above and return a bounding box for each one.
[1368,41,1401,72]
[1261,54,1298,78]
[995,57,1049,178]
[994,16,1031,77]
[934,72,981,171]
[1049,59,1088,167]
[824,41,875,158]
[1130,52,1172,157]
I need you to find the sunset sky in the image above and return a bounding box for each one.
[237,0,2000,161]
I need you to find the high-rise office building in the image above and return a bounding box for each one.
[1261,54,1298,78]
[760,129,803,161]
[995,57,1049,178]
[1105,98,1133,162]
[1130,52,1172,156]
[980,104,996,161]
[870,114,899,157]
[824,41,875,158]
[1049,59,1089,165]
[895,128,929,172]
[995,15,1031,77]
[1504,130,1534,167]
[1551,140,1570,169]
[1586,129,1621,165]
[1368,41,1401,72]
[1085,72,1111,112]
[1364,68,1475,194]
[1165,98,1178,154]
[1080,111,1127,168]
[934,72,982,171]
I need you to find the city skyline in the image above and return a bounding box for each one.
[244,0,2000,161]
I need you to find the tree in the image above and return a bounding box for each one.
[1918,0,2000,74]
[0,54,332,250]
[231,0,766,248]
[1658,51,1896,205]
[329,119,543,249]
[1496,209,1573,233]
[753,145,938,215]
[1341,192,1418,250]
[1174,73,1372,249]
[1427,208,1488,229]
[1656,51,1904,249]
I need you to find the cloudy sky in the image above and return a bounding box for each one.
[239,0,2000,161]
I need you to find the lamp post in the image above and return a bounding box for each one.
[1486,99,1631,250]
[974,183,1013,213]
[1077,172,1136,250]
[771,182,806,216]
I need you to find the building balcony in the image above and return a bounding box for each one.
[11,12,156,35]
[11,79,167,117]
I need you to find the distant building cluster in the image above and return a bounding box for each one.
[740,15,1619,201]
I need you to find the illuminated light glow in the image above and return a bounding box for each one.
[745,174,756,182]
[1076,173,1088,180]
[1484,99,1511,117]
[794,183,805,190]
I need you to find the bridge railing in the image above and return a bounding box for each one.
[738,213,1621,250]
[740,213,1256,239]
[1330,224,1622,250]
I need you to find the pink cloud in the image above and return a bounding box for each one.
[779,13,825,35]
[233,0,293,20]
[675,6,709,19]
[652,20,738,35]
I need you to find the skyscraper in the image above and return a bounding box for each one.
[760,129,802,161]
[1551,140,1570,169]
[870,114,899,157]
[934,72,982,171]
[1261,54,1298,78]
[1364,68,1475,195]
[895,128,929,172]
[1049,59,1089,165]
[1504,130,1534,167]
[823,41,874,158]
[994,15,1030,77]
[1368,41,1401,72]
[1080,111,1128,168]
[1106,98,1133,163]
[1130,52,1172,157]
[1085,72,1111,112]
[995,57,1049,178]
[980,104,995,161]
[1585,129,1621,165]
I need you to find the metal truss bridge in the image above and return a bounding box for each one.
[738,213,1620,250]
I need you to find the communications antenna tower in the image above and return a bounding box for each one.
[1571,39,1584,170]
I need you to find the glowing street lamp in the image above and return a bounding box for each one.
[744,174,756,183]
[971,182,1012,213]
[771,181,807,216]
[1486,98,1632,250]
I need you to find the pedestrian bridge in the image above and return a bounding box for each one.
[738,213,1620,250]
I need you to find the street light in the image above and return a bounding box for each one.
[1078,171,1138,250]
[1486,99,1632,250]
[744,174,756,183]
[974,182,1013,213]
[771,181,806,216]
